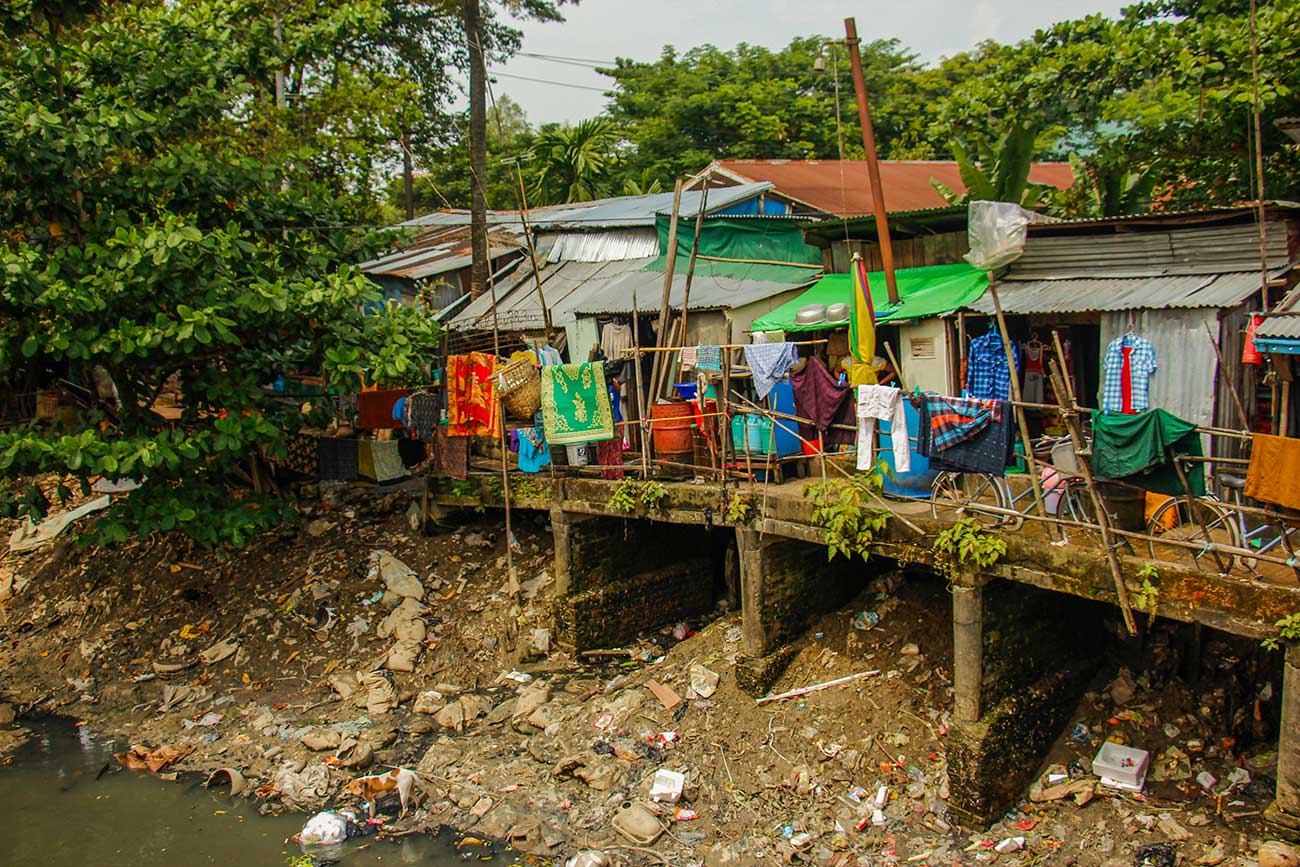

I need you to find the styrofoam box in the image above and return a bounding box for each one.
[1093,741,1149,791]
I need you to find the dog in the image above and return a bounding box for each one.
[343,767,419,817]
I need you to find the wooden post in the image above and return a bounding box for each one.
[843,17,899,306]
[987,280,1054,539]
[1048,335,1138,635]
[677,177,711,361]
[650,180,684,401]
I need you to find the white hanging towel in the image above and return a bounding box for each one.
[856,385,911,474]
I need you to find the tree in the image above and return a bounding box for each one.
[530,117,622,204]
[930,119,1058,208]
[1048,151,1156,217]
[0,0,441,546]
[600,36,942,188]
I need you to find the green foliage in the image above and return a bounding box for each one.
[724,492,755,524]
[805,472,888,561]
[0,0,444,545]
[530,117,622,204]
[932,518,1007,581]
[1262,612,1300,652]
[930,118,1057,208]
[607,479,668,513]
[1133,564,1161,625]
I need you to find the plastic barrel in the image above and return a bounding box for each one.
[651,402,695,457]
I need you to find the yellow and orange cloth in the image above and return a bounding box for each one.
[446,353,501,438]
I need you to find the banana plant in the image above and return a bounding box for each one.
[931,118,1056,208]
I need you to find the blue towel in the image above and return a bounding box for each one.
[743,342,798,399]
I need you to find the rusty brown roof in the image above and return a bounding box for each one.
[701,159,1075,218]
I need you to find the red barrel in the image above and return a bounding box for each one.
[651,401,694,456]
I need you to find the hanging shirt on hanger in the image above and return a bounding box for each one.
[965,327,1019,401]
[1102,332,1157,413]
[1022,341,1045,405]
[600,322,633,361]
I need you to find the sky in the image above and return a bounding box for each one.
[491,0,1129,125]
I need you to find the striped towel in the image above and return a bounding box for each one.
[925,394,1002,452]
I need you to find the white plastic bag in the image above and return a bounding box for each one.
[298,810,349,845]
[965,201,1044,271]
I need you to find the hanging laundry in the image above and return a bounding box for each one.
[790,356,855,449]
[924,394,999,452]
[1089,408,1203,496]
[917,399,1015,476]
[517,412,551,474]
[596,438,625,480]
[679,346,698,369]
[537,346,563,366]
[1245,434,1300,510]
[282,433,319,477]
[696,345,723,372]
[856,385,910,473]
[965,327,1018,401]
[391,395,408,428]
[429,427,469,480]
[357,389,407,430]
[743,342,798,399]
[1102,332,1157,413]
[540,362,615,445]
[318,437,359,481]
[600,322,634,360]
[397,437,427,470]
[406,392,440,443]
[1022,341,1045,404]
[357,439,406,483]
[446,353,501,438]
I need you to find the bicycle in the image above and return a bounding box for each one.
[1145,465,1300,576]
[929,435,1094,530]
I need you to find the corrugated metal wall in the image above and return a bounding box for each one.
[1099,308,1220,429]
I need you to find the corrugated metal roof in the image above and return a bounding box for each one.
[968,271,1270,315]
[1007,223,1290,280]
[1255,313,1300,341]
[359,226,521,280]
[527,182,774,230]
[696,160,1073,218]
[448,257,657,331]
[547,229,660,263]
[573,266,819,317]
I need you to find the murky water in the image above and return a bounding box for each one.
[0,718,504,867]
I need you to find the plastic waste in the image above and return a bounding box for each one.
[649,768,685,803]
[298,811,351,846]
[852,610,880,631]
[964,200,1049,271]
[567,853,610,867]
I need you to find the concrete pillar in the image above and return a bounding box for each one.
[952,582,984,724]
[1274,643,1300,825]
[551,507,576,596]
[736,527,767,657]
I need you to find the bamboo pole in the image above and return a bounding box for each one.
[883,340,906,392]
[986,281,1054,540]
[663,178,711,399]
[650,180,684,402]
[1048,334,1137,635]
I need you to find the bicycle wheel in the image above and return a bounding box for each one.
[930,471,1012,529]
[1145,497,1241,572]
[1061,481,1095,527]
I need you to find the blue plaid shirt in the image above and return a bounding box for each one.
[1102,333,1157,412]
[966,329,1019,401]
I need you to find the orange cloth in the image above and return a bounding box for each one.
[1244,434,1300,511]
[1145,492,1176,530]
[446,353,501,438]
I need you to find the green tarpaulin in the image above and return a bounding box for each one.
[1090,408,1205,497]
[750,263,989,332]
[643,217,824,284]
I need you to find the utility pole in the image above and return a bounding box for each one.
[401,130,415,222]
[464,0,489,298]
[843,17,899,306]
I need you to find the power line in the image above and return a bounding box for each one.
[515,52,614,69]
[487,70,609,93]
[516,51,617,66]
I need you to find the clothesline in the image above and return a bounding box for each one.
[617,339,828,356]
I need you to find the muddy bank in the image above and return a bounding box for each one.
[0,484,1290,866]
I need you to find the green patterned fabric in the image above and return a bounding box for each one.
[540,363,615,445]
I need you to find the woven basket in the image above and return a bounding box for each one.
[497,358,536,397]
[504,375,541,420]
[498,359,541,420]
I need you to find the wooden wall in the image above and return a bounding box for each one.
[823,231,969,274]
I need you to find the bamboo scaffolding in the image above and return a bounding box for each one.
[1048,332,1137,634]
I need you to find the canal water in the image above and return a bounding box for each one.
[0,718,503,866]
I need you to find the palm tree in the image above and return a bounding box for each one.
[931,119,1056,209]
[529,118,621,204]
[622,168,664,197]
